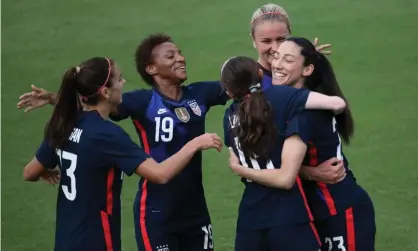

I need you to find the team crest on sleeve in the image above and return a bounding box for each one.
[174,107,190,123]
[188,100,201,116]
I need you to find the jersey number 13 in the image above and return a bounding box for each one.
[56,149,77,201]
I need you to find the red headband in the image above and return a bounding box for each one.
[81,58,111,101]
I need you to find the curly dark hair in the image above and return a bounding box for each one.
[135,33,173,86]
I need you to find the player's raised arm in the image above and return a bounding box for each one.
[134,133,222,184]
[269,85,346,117]
[109,127,223,184]
[284,86,346,115]
[305,91,346,114]
[17,85,57,112]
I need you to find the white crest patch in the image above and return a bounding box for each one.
[188,100,201,116]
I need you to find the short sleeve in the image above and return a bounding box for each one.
[102,126,150,176]
[285,87,311,115]
[110,89,151,121]
[267,86,310,119]
[35,140,58,169]
[196,81,230,107]
[285,111,312,145]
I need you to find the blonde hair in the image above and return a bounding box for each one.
[250,3,291,36]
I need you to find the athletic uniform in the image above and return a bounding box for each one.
[288,109,376,251]
[111,82,228,251]
[36,110,149,251]
[224,85,321,251]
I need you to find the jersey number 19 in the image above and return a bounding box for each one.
[155,117,174,142]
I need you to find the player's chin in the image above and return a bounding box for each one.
[272,77,287,86]
[175,72,188,83]
[265,54,274,64]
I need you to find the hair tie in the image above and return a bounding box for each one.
[248,83,262,93]
[75,66,81,74]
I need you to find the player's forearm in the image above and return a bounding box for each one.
[23,158,46,181]
[306,92,346,114]
[23,173,41,182]
[236,168,296,190]
[300,165,340,182]
[157,140,200,183]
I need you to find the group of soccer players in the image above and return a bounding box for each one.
[17,3,376,251]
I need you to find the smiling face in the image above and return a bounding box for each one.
[252,20,290,70]
[147,42,187,85]
[271,40,314,88]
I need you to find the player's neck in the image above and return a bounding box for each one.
[155,81,183,101]
[257,59,271,72]
[84,105,110,120]
[293,79,305,89]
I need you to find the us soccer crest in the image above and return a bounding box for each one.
[174,107,190,123]
[188,100,201,116]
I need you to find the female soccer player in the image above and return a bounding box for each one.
[22,57,223,251]
[250,3,331,91]
[270,37,376,250]
[17,34,344,251]
[17,34,229,251]
[249,3,345,184]
[222,56,349,251]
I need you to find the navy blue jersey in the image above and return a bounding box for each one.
[111,81,228,227]
[259,64,273,90]
[286,110,362,221]
[35,111,149,251]
[224,85,314,231]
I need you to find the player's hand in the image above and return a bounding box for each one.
[313,37,332,55]
[228,147,243,175]
[40,168,61,185]
[17,85,52,112]
[315,157,346,184]
[195,133,223,152]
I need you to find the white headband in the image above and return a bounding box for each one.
[220,56,237,74]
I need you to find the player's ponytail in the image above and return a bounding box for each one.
[44,57,114,149]
[313,52,354,144]
[287,37,355,144]
[44,67,82,149]
[221,56,276,158]
[237,87,277,158]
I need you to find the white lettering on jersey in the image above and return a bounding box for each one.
[228,114,239,129]
[68,128,83,143]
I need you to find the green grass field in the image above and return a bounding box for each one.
[2,0,418,250]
